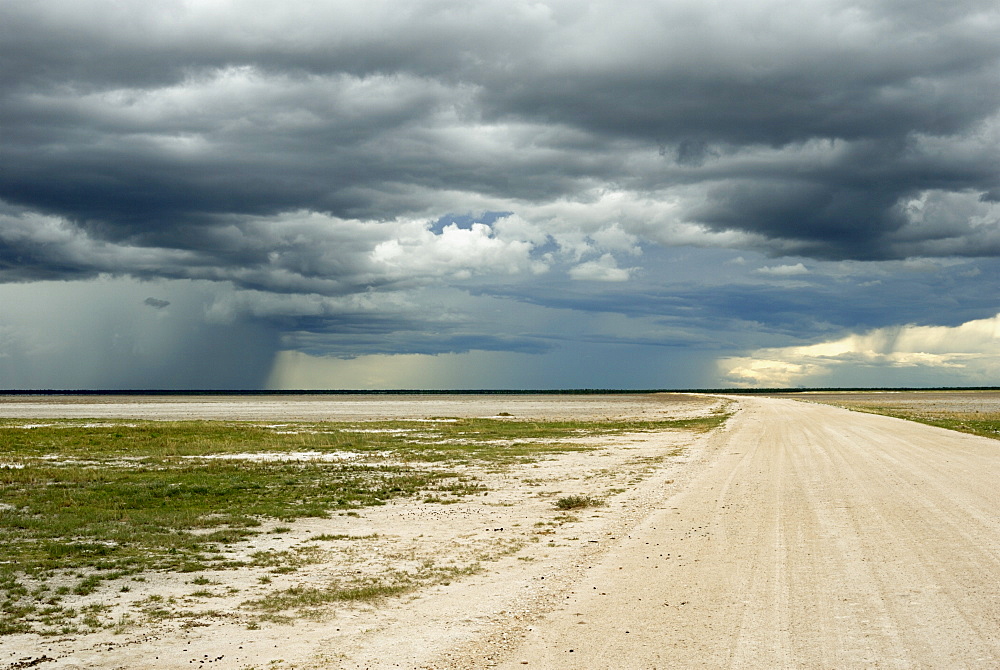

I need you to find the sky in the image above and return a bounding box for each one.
[1,0,999,390]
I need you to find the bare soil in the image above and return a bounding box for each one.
[0,393,713,422]
[5,393,1000,669]
[763,389,1000,416]
[485,396,1000,668]
[0,394,722,670]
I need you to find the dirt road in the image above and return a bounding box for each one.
[486,397,1000,669]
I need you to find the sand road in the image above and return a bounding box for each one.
[487,397,1000,669]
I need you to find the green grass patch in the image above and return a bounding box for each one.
[799,395,1000,442]
[310,533,379,542]
[554,495,602,510]
[0,414,723,462]
[249,582,411,612]
[246,561,481,617]
[835,406,1000,441]
[0,459,454,576]
[0,411,730,634]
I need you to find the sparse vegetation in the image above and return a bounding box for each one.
[245,561,481,619]
[0,410,730,635]
[310,533,378,541]
[879,412,1000,438]
[554,495,602,510]
[799,393,1000,441]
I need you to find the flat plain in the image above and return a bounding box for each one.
[2,391,1000,669]
[0,393,725,669]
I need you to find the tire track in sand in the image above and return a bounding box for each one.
[487,397,1000,669]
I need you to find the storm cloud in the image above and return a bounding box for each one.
[1,0,998,388]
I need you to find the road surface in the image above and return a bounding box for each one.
[492,397,1000,668]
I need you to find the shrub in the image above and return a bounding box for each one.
[554,495,601,510]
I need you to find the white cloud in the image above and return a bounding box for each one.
[589,223,642,256]
[756,262,809,276]
[0,204,555,294]
[720,358,826,388]
[568,254,633,282]
[720,313,1000,387]
[492,213,550,247]
[370,219,548,281]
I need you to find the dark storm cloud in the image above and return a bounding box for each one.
[1,0,997,269]
[478,253,1000,344]
[0,278,281,390]
[287,329,552,358]
[1,0,999,388]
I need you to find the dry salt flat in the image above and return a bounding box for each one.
[0,393,714,422]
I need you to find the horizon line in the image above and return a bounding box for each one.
[2,386,999,396]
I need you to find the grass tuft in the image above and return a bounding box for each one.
[554,495,602,510]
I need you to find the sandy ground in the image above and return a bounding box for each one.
[1,394,721,670]
[0,394,712,422]
[482,397,1000,668]
[5,394,1000,669]
[764,389,1000,416]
